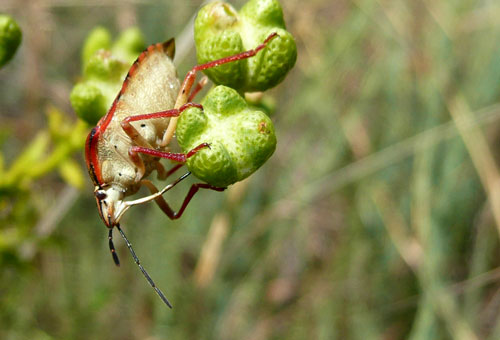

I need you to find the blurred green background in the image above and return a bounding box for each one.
[1,0,500,339]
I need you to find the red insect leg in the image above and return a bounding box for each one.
[120,102,204,168]
[193,32,278,73]
[187,76,208,102]
[141,179,225,220]
[121,103,203,127]
[165,163,184,178]
[121,103,203,145]
[162,32,279,146]
[155,162,185,181]
[130,142,210,163]
[127,140,206,182]
[182,32,278,102]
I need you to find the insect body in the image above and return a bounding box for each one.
[84,33,278,307]
[86,40,178,226]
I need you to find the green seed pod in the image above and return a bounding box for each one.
[0,14,22,68]
[70,83,108,125]
[84,50,128,81]
[112,27,146,65]
[177,85,276,187]
[82,26,111,67]
[194,0,296,92]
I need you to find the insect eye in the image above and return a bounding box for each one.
[95,191,107,200]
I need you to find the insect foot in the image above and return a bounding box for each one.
[0,14,22,68]
[176,85,276,187]
[70,27,146,124]
[194,0,297,92]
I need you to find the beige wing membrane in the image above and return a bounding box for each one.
[113,39,181,124]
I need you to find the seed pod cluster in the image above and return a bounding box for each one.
[178,0,295,186]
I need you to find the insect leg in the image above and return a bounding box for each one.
[162,32,279,147]
[141,179,225,220]
[121,103,203,147]
[130,142,210,163]
[156,163,184,181]
[128,148,146,182]
[129,148,185,182]
[187,76,208,102]
[140,179,176,219]
[122,103,204,181]
[115,172,191,222]
[192,32,278,73]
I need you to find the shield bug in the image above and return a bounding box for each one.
[85,33,278,307]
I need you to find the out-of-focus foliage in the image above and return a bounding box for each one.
[1,0,500,340]
[70,27,145,124]
[0,106,86,251]
[0,107,87,191]
[0,14,21,68]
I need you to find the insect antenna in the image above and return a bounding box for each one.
[108,229,120,266]
[116,224,173,308]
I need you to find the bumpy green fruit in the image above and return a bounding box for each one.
[82,26,111,67]
[194,0,296,92]
[71,27,146,125]
[84,50,127,80]
[0,14,22,68]
[177,85,276,187]
[70,83,107,125]
[112,27,145,64]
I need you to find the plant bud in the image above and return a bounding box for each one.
[0,14,22,68]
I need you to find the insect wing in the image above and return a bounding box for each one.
[113,40,180,125]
